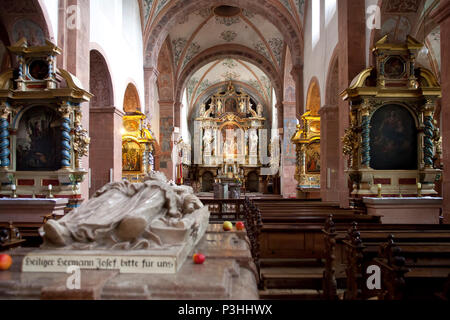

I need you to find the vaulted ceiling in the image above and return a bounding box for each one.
[186,58,272,110]
[142,0,305,34]
[140,0,306,113]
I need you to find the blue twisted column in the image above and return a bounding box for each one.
[0,105,11,168]
[361,114,371,167]
[59,104,72,169]
[423,115,435,167]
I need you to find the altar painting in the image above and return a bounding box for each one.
[306,142,320,173]
[16,106,61,171]
[369,104,417,170]
[122,141,142,172]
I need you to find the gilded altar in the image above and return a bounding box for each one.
[0,38,91,199]
[192,82,266,193]
[341,35,442,197]
[122,111,155,182]
[291,111,321,199]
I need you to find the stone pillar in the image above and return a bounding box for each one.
[144,67,159,117]
[337,0,366,208]
[291,64,304,117]
[158,100,175,180]
[89,107,124,197]
[174,101,181,129]
[319,104,339,202]
[57,0,90,199]
[281,101,298,198]
[431,0,450,223]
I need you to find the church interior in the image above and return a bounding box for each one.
[0,0,450,302]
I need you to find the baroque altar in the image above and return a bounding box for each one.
[122,111,156,183]
[0,38,91,200]
[291,111,321,199]
[192,82,266,193]
[341,35,442,198]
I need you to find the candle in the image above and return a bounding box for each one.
[377,184,381,189]
[417,182,422,189]
[11,184,16,191]
[48,184,52,190]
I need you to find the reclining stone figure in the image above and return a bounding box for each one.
[41,171,208,250]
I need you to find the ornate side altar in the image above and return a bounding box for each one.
[0,38,91,200]
[122,111,155,183]
[341,35,442,198]
[292,111,321,199]
[192,82,266,193]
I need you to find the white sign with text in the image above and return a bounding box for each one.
[22,254,177,274]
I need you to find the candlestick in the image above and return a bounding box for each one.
[377,184,382,198]
[11,184,17,198]
[417,182,422,197]
[48,184,54,198]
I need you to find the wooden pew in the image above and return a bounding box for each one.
[0,222,26,251]
[243,197,263,288]
[374,235,450,300]
[261,214,381,260]
[322,218,450,300]
[200,198,245,222]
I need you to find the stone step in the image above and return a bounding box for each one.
[261,270,324,290]
[259,289,323,300]
[260,258,325,268]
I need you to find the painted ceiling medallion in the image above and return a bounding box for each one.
[220,30,237,42]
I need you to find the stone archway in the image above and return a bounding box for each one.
[157,39,176,180]
[176,44,283,114]
[279,47,298,198]
[89,49,123,197]
[320,48,340,203]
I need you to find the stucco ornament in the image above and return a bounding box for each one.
[41,171,208,250]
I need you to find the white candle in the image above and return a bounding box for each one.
[11,184,16,191]
[48,184,52,190]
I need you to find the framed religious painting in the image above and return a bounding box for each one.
[122,140,142,172]
[306,142,320,173]
[369,104,417,170]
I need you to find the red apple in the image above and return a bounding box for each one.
[236,221,245,231]
[0,254,12,271]
[223,221,233,231]
[193,253,205,264]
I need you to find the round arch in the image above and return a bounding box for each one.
[325,46,339,106]
[177,44,283,109]
[89,50,114,108]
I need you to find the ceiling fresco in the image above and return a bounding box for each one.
[168,7,284,74]
[185,58,272,111]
